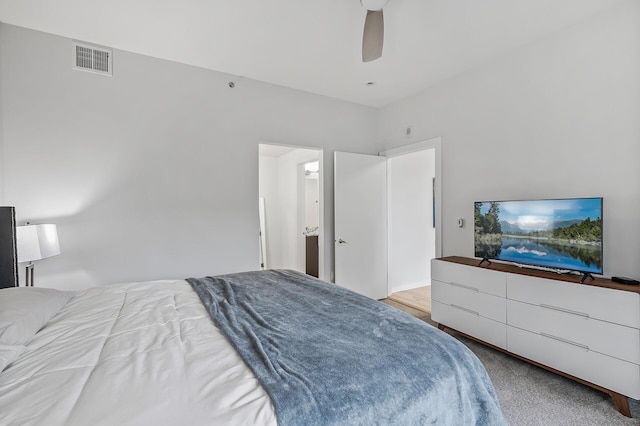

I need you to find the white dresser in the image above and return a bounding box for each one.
[431,256,640,417]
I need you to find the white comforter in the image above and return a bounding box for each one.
[0,280,277,426]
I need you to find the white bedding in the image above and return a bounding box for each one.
[0,280,277,426]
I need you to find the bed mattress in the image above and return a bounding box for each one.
[0,280,277,426]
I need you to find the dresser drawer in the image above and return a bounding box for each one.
[433,281,506,323]
[432,259,506,297]
[507,299,640,364]
[507,326,640,398]
[432,301,506,349]
[507,274,640,328]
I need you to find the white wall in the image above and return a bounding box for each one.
[260,148,320,273]
[0,24,379,289]
[279,149,321,273]
[4,2,637,288]
[388,149,435,292]
[379,1,640,278]
[258,155,278,269]
[304,175,319,230]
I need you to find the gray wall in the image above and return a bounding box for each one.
[0,24,379,289]
[379,1,640,278]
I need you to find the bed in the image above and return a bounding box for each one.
[0,269,506,425]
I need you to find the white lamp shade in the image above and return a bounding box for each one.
[16,224,61,263]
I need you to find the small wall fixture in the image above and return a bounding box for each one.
[16,224,61,286]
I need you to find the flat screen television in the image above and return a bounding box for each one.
[474,197,603,279]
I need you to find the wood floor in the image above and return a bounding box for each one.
[387,286,431,313]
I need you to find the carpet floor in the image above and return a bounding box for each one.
[381,299,640,426]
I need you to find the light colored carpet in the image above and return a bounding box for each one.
[381,299,640,426]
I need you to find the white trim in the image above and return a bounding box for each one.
[378,136,441,158]
[317,153,325,281]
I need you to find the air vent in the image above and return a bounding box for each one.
[72,41,112,76]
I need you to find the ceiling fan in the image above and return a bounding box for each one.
[360,0,389,62]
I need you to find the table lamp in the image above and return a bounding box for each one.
[16,223,61,286]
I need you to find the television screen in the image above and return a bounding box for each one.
[474,197,603,274]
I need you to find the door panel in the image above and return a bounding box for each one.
[334,152,387,299]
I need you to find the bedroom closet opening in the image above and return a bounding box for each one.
[333,137,441,306]
[258,144,323,279]
[385,147,436,313]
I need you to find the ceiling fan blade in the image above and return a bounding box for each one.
[362,9,384,62]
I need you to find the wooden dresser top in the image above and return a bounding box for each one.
[438,256,640,295]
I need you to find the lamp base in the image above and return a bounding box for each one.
[24,262,34,287]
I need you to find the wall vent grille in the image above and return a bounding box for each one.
[72,42,112,76]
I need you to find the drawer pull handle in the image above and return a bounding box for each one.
[540,304,589,319]
[450,282,480,292]
[540,332,590,351]
[450,304,480,316]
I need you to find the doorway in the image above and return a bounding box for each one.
[387,286,432,313]
[258,144,323,278]
[385,147,436,312]
[333,137,441,303]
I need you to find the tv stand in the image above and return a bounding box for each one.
[478,257,492,266]
[580,272,595,283]
[431,256,640,418]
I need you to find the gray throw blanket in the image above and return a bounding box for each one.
[187,270,505,426]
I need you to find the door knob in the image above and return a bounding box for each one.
[337,239,348,244]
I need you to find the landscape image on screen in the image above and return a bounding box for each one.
[474,198,603,274]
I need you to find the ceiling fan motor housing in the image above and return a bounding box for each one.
[360,0,388,11]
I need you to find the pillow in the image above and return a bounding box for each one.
[0,287,73,346]
[0,344,26,372]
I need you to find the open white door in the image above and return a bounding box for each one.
[334,152,387,299]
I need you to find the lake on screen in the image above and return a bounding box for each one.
[498,236,602,273]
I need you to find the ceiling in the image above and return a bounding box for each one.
[0,0,626,108]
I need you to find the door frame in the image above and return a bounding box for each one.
[379,136,443,258]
